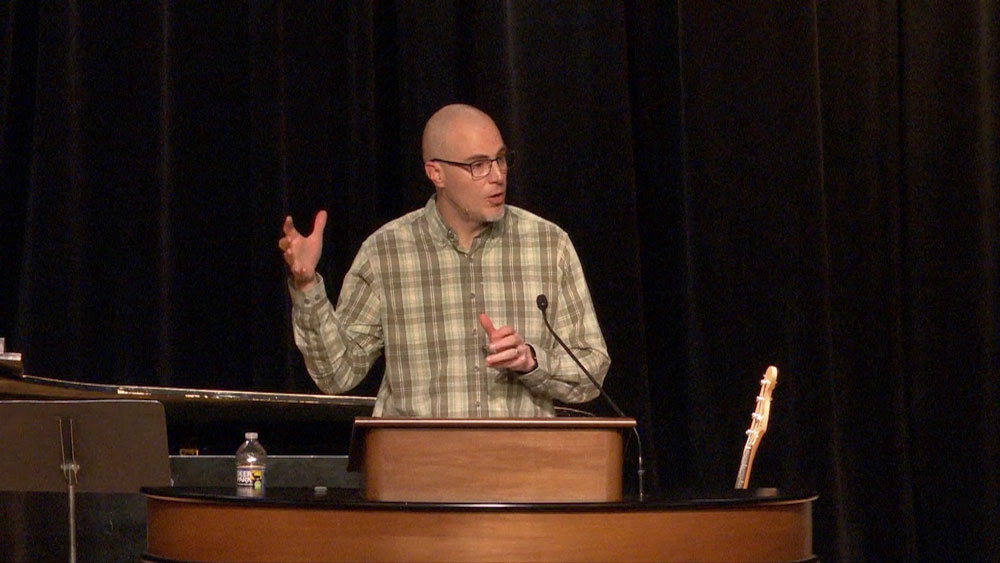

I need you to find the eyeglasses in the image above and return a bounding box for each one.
[430,152,512,180]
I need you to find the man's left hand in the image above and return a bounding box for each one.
[479,313,537,373]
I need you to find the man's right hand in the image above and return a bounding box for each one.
[278,210,328,291]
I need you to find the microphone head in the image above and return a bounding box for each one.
[536,294,548,312]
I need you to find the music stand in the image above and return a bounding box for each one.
[0,399,171,562]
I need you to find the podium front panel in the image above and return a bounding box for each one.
[350,417,634,502]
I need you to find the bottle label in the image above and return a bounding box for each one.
[236,465,265,490]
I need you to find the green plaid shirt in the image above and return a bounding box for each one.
[290,196,610,417]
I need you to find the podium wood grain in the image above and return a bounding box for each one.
[364,426,622,502]
[350,417,633,502]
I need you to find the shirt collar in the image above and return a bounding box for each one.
[424,195,508,249]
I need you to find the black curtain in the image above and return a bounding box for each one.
[2,2,997,561]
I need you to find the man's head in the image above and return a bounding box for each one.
[422,104,508,242]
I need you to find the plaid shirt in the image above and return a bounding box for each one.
[290,196,610,417]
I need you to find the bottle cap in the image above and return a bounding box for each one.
[245,432,258,440]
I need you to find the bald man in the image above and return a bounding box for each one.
[279,104,609,417]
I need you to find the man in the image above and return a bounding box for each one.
[279,103,609,417]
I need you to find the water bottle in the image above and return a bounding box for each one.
[236,432,267,496]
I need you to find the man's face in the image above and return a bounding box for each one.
[427,116,507,236]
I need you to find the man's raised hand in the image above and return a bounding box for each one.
[278,210,328,291]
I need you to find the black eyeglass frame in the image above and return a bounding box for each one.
[429,152,512,180]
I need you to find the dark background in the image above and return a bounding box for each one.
[2,2,997,561]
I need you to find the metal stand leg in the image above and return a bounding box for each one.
[59,418,80,563]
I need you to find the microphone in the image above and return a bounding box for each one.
[535,294,646,501]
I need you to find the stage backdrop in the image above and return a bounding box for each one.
[2,3,997,561]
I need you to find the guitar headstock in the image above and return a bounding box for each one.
[754,365,778,435]
[736,365,779,489]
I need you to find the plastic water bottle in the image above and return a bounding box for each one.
[236,432,267,496]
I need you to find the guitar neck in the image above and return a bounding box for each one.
[734,432,758,489]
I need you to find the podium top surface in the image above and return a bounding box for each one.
[351,416,636,429]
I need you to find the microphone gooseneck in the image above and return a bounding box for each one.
[535,294,646,501]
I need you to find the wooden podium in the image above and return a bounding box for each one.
[347,417,635,502]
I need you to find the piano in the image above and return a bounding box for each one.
[0,356,375,562]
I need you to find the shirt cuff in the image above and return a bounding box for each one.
[516,343,550,390]
[287,273,329,309]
